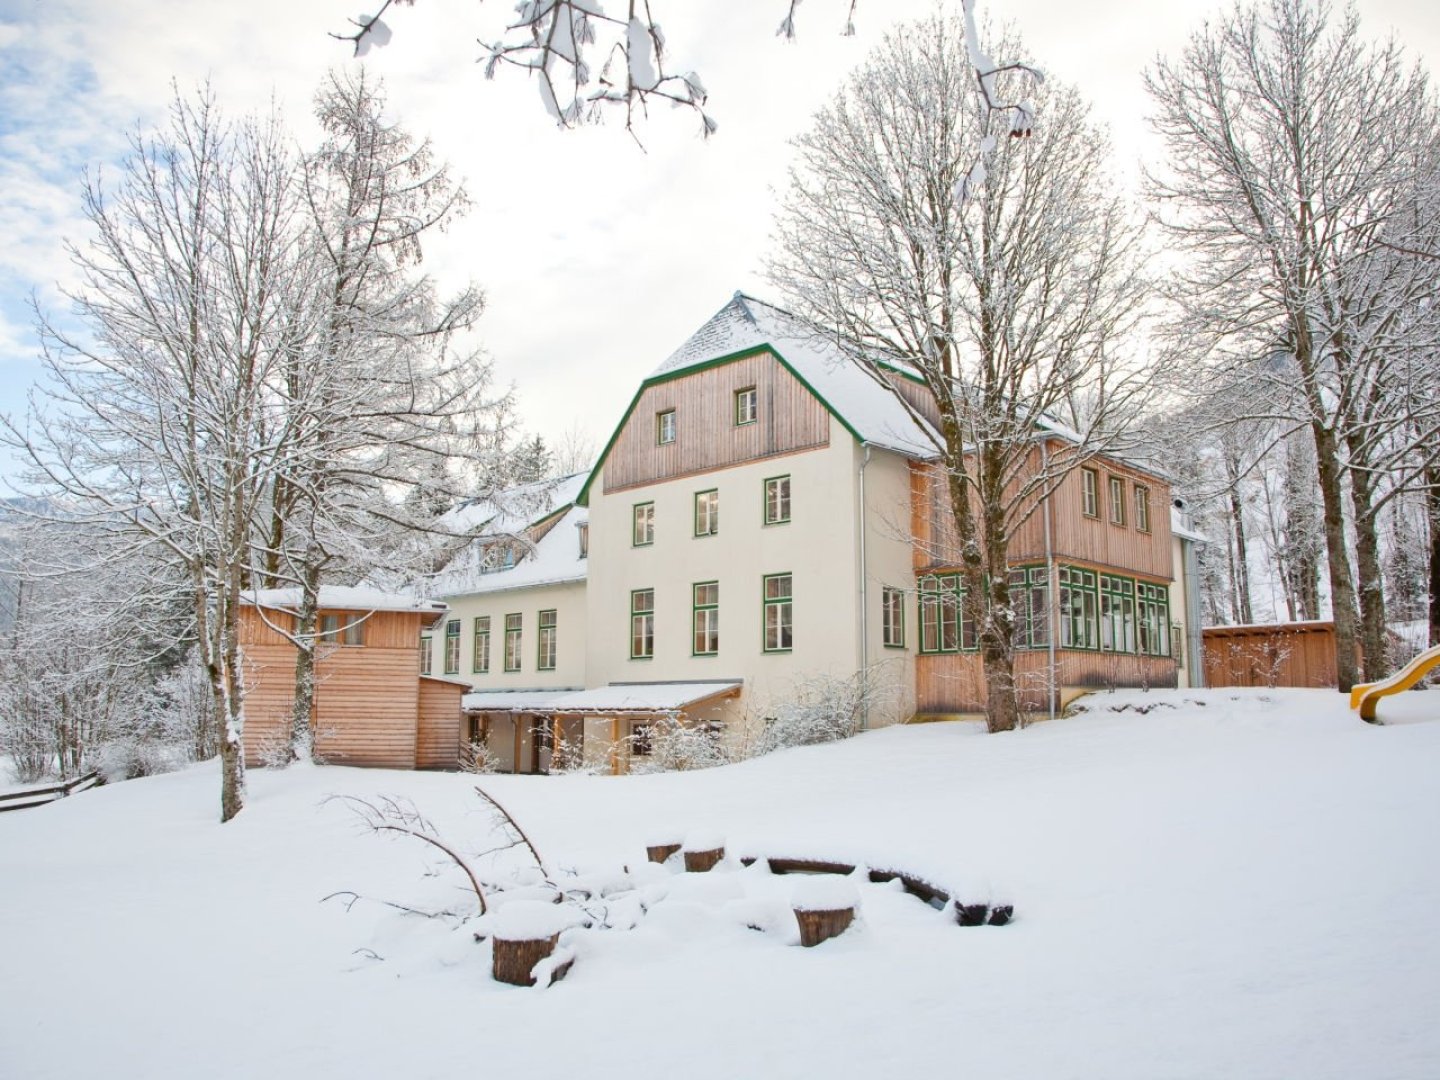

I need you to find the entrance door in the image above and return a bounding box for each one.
[531,715,554,775]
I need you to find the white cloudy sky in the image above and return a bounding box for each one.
[2,0,1438,477]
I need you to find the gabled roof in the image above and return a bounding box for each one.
[578,292,940,505]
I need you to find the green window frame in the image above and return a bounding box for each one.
[633,501,655,546]
[503,613,522,672]
[735,386,758,426]
[472,616,491,673]
[1008,567,1051,650]
[882,586,905,649]
[763,475,791,526]
[694,489,719,537]
[657,409,676,445]
[918,573,977,653]
[1080,468,1099,519]
[630,589,655,660]
[1135,485,1151,533]
[763,573,793,652]
[443,618,461,674]
[1137,582,1172,657]
[1100,574,1136,654]
[1108,475,1127,526]
[1059,567,1100,650]
[419,634,432,676]
[692,581,719,656]
[537,609,557,671]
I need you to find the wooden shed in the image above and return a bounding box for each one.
[239,587,465,770]
[1201,621,1343,689]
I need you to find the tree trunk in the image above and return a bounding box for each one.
[287,559,321,763]
[1428,463,1440,650]
[1310,420,1360,691]
[1224,447,1253,623]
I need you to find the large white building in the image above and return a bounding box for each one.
[424,293,1203,773]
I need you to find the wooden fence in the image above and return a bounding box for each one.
[0,771,102,813]
[1201,622,1340,689]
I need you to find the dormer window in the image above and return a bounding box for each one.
[480,542,516,574]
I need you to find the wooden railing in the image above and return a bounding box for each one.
[0,771,102,813]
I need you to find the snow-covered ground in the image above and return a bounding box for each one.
[3,688,1438,1080]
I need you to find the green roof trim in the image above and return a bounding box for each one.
[576,343,865,507]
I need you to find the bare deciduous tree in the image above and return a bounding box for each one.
[770,15,1151,733]
[1146,0,1440,687]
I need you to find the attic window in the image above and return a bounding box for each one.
[577,521,589,559]
[480,542,516,574]
[735,386,757,426]
[657,409,676,445]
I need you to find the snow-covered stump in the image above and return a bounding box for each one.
[646,839,682,864]
[491,902,571,987]
[792,877,859,947]
[682,833,725,872]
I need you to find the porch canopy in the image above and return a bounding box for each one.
[462,680,742,718]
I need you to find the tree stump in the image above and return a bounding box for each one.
[794,906,855,947]
[492,934,560,987]
[647,842,681,864]
[683,846,724,872]
[956,903,989,926]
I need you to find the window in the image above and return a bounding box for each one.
[763,573,793,652]
[633,502,655,546]
[443,618,461,674]
[630,722,653,756]
[630,589,655,659]
[764,475,791,526]
[693,581,719,655]
[537,609,557,671]
[882,586,905,649]
[319,612,364,646]
[419,635,432,675]
[1137,582,1172,657]
[503,613,522,672]
[1009,567,1051,650]
[578,521,589,558]
[1059,567,1100,650]
[1135,486,1151,533]
[735,386,758,425]
[694,489,719,537]
[472,616,491,673]
[1099,575,1136,654]
[1109,476,1127,526]
[657,409,676,445]
[1081,468,1099,519]
[918,574,977,653]
[480,542,516,574]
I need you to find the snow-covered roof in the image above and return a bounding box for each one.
[649,293,939,459]
[244,585,448,617]
[440,471,588,537]
[462,680,743,716]
[431,505,589,599]
[1170,506,1208,544]
[462,689,585,711]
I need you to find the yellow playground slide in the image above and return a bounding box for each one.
[1350,643,1440,721]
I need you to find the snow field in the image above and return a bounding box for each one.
[1,688,1438,1079]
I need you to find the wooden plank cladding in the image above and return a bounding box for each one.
[417,678,466,769]
[603,349,829,493]
[916,650,1178,714]
[238,604,439,770]
[1202,622,1343,689]
[910,445,1174,582]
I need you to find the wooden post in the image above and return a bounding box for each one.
[512,716,521,775]
[610,717,621,775]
